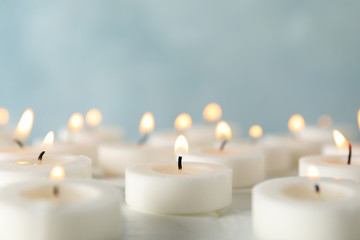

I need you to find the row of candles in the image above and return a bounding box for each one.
[0,104,358,240]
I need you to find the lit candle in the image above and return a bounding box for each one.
[0,166,122,240]
[125,135,232,214]
[252,169,360,240]
[98,112,172,177]
[185,121,265,188]
[322,128,360,157]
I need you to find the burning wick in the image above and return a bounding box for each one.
[12,139,23,148]
[138,134,149,146]
[348,143,352,165]
[37,151,45,164]
[178,155,182,171]
[314,184,320,194]
[220,140,227,151]
[53,185,59,197]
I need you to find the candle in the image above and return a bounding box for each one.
[252,176,360,240]
[322,129,360,156]
[0,152,91,187]
[0,166,121,240]
[125,135,232,214]
[98,112,173,177]
[185,121,265,188]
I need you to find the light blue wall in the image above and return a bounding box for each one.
[0,0,359,140]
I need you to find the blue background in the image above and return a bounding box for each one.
[0,0,359,140]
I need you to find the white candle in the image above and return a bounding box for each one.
[322,129,360,157]
[0,153,91,187]
[299,155,360,181]
[252,177,360,240]
[0,178,122,240]
[98,143,173,177]
[125,161,232,214]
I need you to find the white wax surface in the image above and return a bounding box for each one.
[299,155,360,181]
[98,143,173,177]
[252,177,360,240]
[125,162,232,214]
[0,154,91,187]
[0,179,122,240]
[185,145,265,188]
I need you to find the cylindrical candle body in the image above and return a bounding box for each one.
[125,162,232,214]
[252,177,360,240]
[0,180,122,240]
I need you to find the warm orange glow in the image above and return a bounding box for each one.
[307,166,320,180]
[203,103,222,122]
[358,109,360,131]
[215,121,232,140]
[16,161,30,165]
[249,125,263,139]
[50,165,65,181]
[333,129,348,149]
[318,114,332,129]
[42,131,54,147]
[288,114,305,132]
[86,109,102,127]
[139,112,155,134]
[174,113,192,131]
[68,113,84,132]
[13,109,34,139]
[0,108,9,125]
[174,135,189,155]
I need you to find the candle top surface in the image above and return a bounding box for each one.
[302,155,360,167]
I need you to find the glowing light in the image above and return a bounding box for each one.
[215,121,232,140]
[174,113,192,131]
[288,114,305,132]
[203,103,222,122]
[0,108,9,125]
[307,166,320,180]
[50,165,65,181]
[68,113,84,132]
[86,109,102,127]
[333,129,348,149]
[14,109,34,140]
[249,125,263,139]
[139,112,155,134]
[42,131,54,147]
[174,135,189,156]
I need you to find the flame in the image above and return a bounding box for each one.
[318,114,332,129]
[307,166,320,180]
[174,135,189,155]
[13,109,34,140]
[42,131,54,147]
[174,113,192,131]
[203,103,222,122]
[86,109,102,127]
[139,112,155,134]
[68,113,84,132]
[50,165,65,181]
[333,129,348,149]
[0,108,9,125]
[358,109,360,131]
[249,125,263,139]
[215,121,232,140]
[288,114,305,132]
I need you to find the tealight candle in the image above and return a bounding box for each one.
[185,121,265,188]
[98,112,173,177]
[0,166,121,240]
[252,176,360,240]
[0,152,91,187]
[125,135,232,214]
[322,129,360,157]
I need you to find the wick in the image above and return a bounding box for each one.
[315,183,320,194]
[220,140,227,151]
[178,155,182,171]
[12,139,23,148]
[348,143,352,165]
[53,185,59,197]
[137,134,148,146]
[38,151,45,161]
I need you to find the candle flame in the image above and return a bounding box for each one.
[42,131,54,147]
[174,135,189,156]
[203,103,222,122]
[249,125,263,139]
[307,166,319,180]
[13,109,34,140]
[318,114,332,129]
[86,109,102,127]
[333,129,348,149]
[288,114,305,132]
[50,165,65,181]
[215,121,232,140]
[174,113,192,131]
[68,113,84,132]
[0,108,9,125]
[139,112,155,134]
